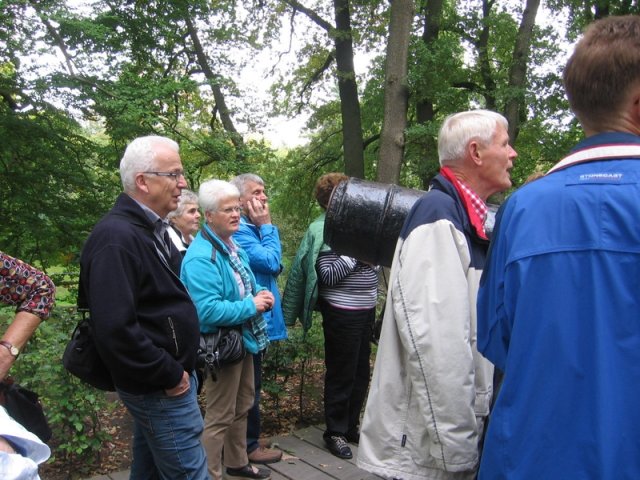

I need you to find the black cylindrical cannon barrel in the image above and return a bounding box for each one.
[324,178,425,267]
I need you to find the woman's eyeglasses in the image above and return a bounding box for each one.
[218,206,242,215]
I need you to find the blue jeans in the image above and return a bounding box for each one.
[117,373,209,480]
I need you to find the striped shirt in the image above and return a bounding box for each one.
[316,250,378,310]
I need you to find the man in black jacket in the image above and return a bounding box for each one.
[80,135,208,479]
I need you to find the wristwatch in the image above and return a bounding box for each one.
[0,340,19,358]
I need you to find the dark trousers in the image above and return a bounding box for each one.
[246,352,262,453]
[319,300,375,438]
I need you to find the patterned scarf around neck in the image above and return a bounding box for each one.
[225,241,270,353]
[440,166,488,240]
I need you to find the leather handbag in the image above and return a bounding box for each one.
[197,327,246,381]
[63,311,115,392]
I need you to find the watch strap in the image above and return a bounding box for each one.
[0,340,19,357]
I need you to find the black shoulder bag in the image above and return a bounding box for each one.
[62,283,115,391]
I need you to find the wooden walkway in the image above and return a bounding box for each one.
[87,424,383,480]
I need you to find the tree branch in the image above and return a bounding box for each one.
[0,89,20,111]
[281,0,334,32]
[298,52,335,113]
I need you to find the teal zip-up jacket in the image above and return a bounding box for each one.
[180,224,266,355]
[282,213,329,332]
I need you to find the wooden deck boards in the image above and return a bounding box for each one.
[270,425,383,480]
[85,424,383,480]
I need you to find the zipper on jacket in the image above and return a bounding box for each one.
[168,316,179,355]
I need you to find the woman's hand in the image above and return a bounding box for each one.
[253,290,275,313]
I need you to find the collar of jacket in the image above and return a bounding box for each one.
[112,193,157,231]
[239,216,259,231]
[110,193,185,277]
[548,132,640,174]
[201,223,236,257]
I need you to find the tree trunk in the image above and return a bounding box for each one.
[477,0,497,111]
[333,0,365,178]
[183,13,245,153]
[376,0,414,185]
[416,0,444,189]
[504,0,541,143]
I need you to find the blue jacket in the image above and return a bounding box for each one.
[478,132,640,479]
[233,218,287,341]
[180,224,266,355]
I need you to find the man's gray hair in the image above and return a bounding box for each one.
[119,136,180,193]
[199,179,240,213]
[167,189,199,221]
[230,173,264,196]
[438,110,508,166]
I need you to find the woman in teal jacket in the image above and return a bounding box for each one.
[181,179,274,480]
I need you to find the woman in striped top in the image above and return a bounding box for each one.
[313,173,379,460]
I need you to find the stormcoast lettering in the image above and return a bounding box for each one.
[579,173,623,181]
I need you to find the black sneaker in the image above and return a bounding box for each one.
[325,435,353,459]
[226,464,271,479]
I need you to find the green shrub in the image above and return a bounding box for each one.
[261,318,325,428]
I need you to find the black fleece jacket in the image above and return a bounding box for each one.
[79,193,200,394]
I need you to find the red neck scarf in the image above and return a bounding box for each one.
[440,166,488,240]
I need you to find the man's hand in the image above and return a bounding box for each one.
[253,290,275,313]
[165,370,190,397]
[245,198,271,227]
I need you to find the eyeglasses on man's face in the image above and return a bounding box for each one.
[144,171,186,181]
[218,206,242,215]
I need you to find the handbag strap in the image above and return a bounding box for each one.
[200,227,224,262]
[76,278,90,321]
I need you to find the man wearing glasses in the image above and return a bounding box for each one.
[79,135,209,479]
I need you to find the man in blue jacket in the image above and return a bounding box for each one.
[231,173,286,465]
[79,136,208,479]
[478,15,640,480]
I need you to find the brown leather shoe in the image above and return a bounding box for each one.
[247,446,283,465]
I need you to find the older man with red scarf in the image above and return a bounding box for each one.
[357,110,516,480]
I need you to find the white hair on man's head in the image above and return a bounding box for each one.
[198,179,240,213]
[437,110,508,166]
[119,136,180,193]
[230,173,264,196]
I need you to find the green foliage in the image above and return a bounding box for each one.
[0,108,118,266]
[5,307,112,470]
[261,320,325,427]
